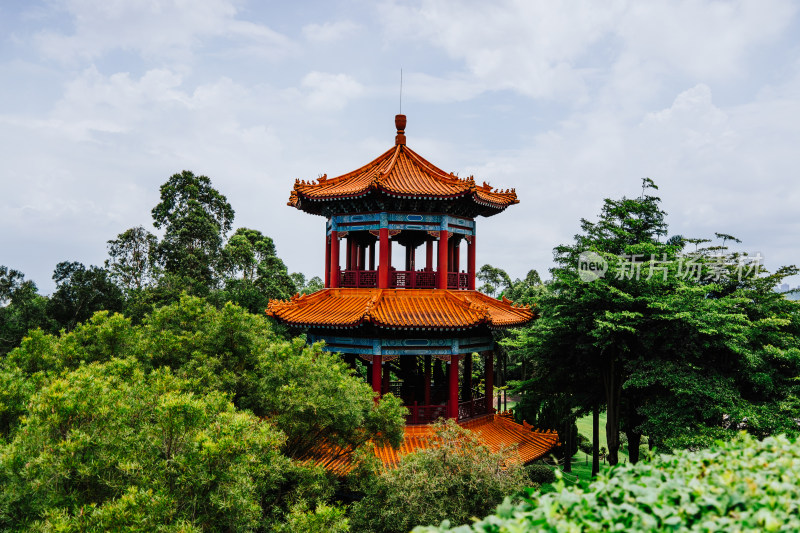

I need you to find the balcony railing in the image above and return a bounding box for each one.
[405,402,448,425]
[338,270,470,290]
[457,396,490,421]
[339,269,378,288]
[392,270,437,289]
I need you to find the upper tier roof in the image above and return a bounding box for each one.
[266,288,535,331]
[287,115,520,218]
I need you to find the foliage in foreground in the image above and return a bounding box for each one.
[0,360,289,531]
[0,296,406,530]
[350,421,530,533]
[415,433,800,532]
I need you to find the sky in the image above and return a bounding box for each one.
[2,0,799,294]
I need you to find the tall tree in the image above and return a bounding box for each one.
[0,267,53,354]
[151,170,234,292]
[508,180,800,465]
[477,264,512,298]
[216,227,297,313]
[105,225,159,291]
[46,261,123,332]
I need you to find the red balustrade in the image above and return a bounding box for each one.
[405,402,448,425]
[338,270,469,289]
[339,270,378,287]
[457,397,490,421]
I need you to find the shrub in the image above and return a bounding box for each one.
[350,420,529,533]
[577,433,592,455]
[413,433,800,532]
[525,464,555,485]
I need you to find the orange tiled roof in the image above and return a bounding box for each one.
[302,415,559,475]
[288,143,519,211]
[266,289,535,330]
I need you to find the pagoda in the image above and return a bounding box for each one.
[267,115,539,427]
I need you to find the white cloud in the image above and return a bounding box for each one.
[302,20,359,43]
[377,0,797,102]
[34,0,293,62]
[302,71,364,111]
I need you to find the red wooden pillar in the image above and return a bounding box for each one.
[438,231,449,289]
[448,354,460,419]
[329,231,339,288]
[426,241,433,271]
[467,235,476,290]
[346,238,352,270]
[325,234,331,288]
[378,228,389,288]
[453,239,460,274]
[358,243,366,271]
[372,354,382,399]
[382,365,390,395]
[485,351,494,413]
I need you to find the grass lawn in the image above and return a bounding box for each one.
[535,411,637,492]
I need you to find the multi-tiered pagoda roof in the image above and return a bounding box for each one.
[267,115,555,469]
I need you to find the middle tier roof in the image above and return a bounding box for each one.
[266,288,535,331]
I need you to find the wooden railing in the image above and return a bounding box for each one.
[457,396,490,421]
[392,270,437,289]
[448,272,469,289]
[339,270,378,288]
[405,403,448,425]
[338,269,470,290]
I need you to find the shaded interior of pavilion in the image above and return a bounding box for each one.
[342,349,496,425]
[327,227,475,290]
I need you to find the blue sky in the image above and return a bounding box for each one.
[2,0,799,293]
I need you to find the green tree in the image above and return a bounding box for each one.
[151,170,235,293]
[477,264,512,298]
[507,180,800,465]
[105,225,159,291]
[215,227,297,313]
[350,420,529,533]
[0,359,289,531]
[46,261,124,332]
[0,267,53,355]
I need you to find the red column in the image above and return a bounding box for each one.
[372,354,382,399]
[325,234,331,288]
[346,238,352,270]
[410,245,416,271]
[358,243,366,271]
[378,228,389,288]
[468,235,476,290]
[453,239,460,274]
[329,231,339,288]
[382,366,390,395]
[438,231,449,289]
[485,351,494,413]
[426,241,433,270]
[448,354,460,419]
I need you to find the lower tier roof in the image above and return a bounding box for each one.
[266,288,535,330]
[305,414,560,475]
